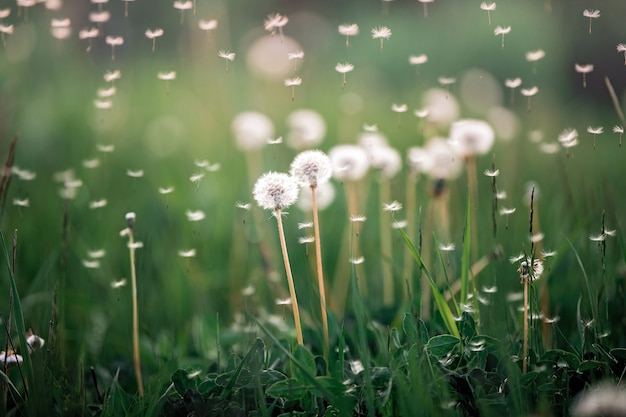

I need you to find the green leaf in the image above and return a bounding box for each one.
[540,349,580,369]
[215,369,253,389]
[402,313,426,346]
[259,369,287,385]
[292,344,317,382]
[425,335,460,357]
[311,376,346,398]
[266,378,308,401]
[459,312,476,341]
[397,227,460,339]
[577,360,604,372]
[390,327,402,349]
[249,316,338,405]
[246,338,266,376]
[172,369,197,396]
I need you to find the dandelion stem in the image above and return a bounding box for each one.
[466,156,479,258]
[403,172,418,303]
[127,230,144,397]
[311,187,329,372]
[275,209,304,346]
[380,181,394,305]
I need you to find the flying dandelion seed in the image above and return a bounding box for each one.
[383,200,402,212]
[484,169,499,177]
[111,279,127,289]
[126,169,144,178]
[78,27,98,52]
[190,172,205,183]
[335,63,354,88]
[158,71,176,95]
[50,18,71,42]
[350,214,367,223]
[0,23,13,47]
[275,297,292,306]
[198,19,218,43]
[583,9,600,34]
[94,100,112,110]
[494,25,511,48]
[105,35,123,60]
[575,64,594,88]
[145,28,164,53]
[480,2,496,25]
[439,243,455,251]
[525,49,545,73]
[438,76,456,87]
[12,198,29,207]
[587,126,603,149]
[97,144,115,153]
[541,250,557,258]
[264,13,288,42]
[298,235,314,244]
[97,86,116,97]
[158,186,174,194]
[505,77,522,103]
[186,210,205,221]
[371,26,391,50]
[267,137,283,145]
[612,125,624,147]
[350,256,365,265]
[235,202,251,210]
[178,249,197,257]
[418,0,434,18]
[520,86,538,112]
[408,54,428,76]
[217,49,235,73]
[338,23,359,47]
[284,77,302,101]
[82,259,100,269]
[391,103,408,113]
[89,199,107,209]
[173,0,193,25]
[88,249,106,258]
[392,219,408,229]
[617,44,626,65]
[104,70,121,84]
[287,50,304,73]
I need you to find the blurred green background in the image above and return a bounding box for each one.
[0,0,625,387]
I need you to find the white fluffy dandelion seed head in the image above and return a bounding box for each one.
[253,172,299,211]
[231,111,274,151]
[329,144,370,181]
[422,88,460,127]
[424,138,463,180]
[407,146,432,175]
[290,149,332,188]
[571,384,626,417]
[297,181,335,212]
[286,109,327,150]
[449,119,495,157]
[368,145,402,179]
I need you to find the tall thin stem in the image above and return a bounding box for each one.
[127,231,144,397]
[523,278,529,374]
[379,181,393,305]
[275,209,304,345]
[311,187,329,371]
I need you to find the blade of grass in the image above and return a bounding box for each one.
[433,240,460,316]
[565,236,597,340]
[397,227,460,339]
[0,230,33,394]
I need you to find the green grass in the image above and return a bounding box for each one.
[1,1,626,416]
